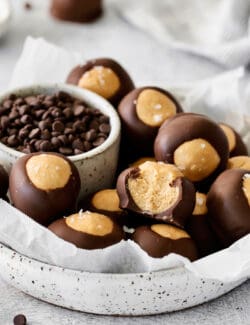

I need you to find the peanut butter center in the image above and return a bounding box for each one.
[227,156,250,171]
[220,124,236,152]
[243,174,250,207]
[151,224,190,240]
[193,192,208,215]
[66,211,113,236]
[174,139,220,182]
[136,89,177,127]
[26,154,71,190]
[78,66,120,99]
[92,189,122,212]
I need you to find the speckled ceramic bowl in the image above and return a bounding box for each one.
[0,243,245,316]
[0,84,121,199]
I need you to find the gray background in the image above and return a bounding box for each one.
[0,1,249,324]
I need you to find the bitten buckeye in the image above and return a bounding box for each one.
[9,153,80,225]
[116,161,195,228]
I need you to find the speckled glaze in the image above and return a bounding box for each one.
[0,244,245,316]
[0,84,121,199]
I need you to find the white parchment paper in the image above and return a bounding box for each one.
[1,37,250,281]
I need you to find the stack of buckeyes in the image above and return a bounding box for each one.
[0,57,249,262]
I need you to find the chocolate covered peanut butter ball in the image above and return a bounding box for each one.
[67,58,134,106]
[132,224,198,260]
[9,153,80,225]
[219,123,247,157]
[186,192,219,257]
[227,156,250,171]
[207,169,250,247]
[50,0,103,23]
[116,161,195,228]
[118,87,182,156]
[48,211,125,249]
[154,113,229,190]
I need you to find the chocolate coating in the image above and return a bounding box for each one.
[186,204,220,257]
[118,87,183,156]
[207,169,250,247]
[67,58,134,106]
[154,113,229,190]
[9,153,81,226]
[50,0,102,23]
[48,214,125,249]
[220,123,248,157]
[116,164,196,228]
[132,225,198,260]
[0,164,8,198]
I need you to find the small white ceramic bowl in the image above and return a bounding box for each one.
[0,84,121,199]
[0,0,11,39]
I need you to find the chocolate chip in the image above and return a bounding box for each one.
[85,129,97,141]
[40,140,53,151]
[99,123,110,134]
[29,128,41,139]
[52,121,64,132]
[0,92,110,155]
[13,314,27,325]
[20,114,32,124]
[93,137,106,147]
[59,147,73,155]
[74,105,84,116]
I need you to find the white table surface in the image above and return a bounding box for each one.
[0,1,249,324]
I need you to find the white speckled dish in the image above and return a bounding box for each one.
[0,84,121,199]
[0,243,245,316]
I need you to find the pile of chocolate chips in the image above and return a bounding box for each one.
[0,91,110,156]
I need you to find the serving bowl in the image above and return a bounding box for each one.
[0,84,121,198]
[0,243,245,316]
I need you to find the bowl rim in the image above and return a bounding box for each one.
[0,83,121,162]
[0,242,187,279]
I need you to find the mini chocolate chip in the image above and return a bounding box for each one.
[51,131,61,137]
[74,148,84,155]
[18,105,30,115]
[99,115,110,123]
[89,120,100,131]
[64,128,73,135]
[8,128,18,136]
[63,107,73,118]
[25,96,39,106]
[0,116,10,128]
[93,137,106,147]
[84,141,92,151]
[41,129,51,140]
[58,135,68,145]
[68,134,74,142]
[0,106,10,116]
[51,137,61,148]
[51,107,62,117]
[40,140,53,151]
[52,121,64,132]
[3,99,13,109]
[72,139,85,151]
[99,123,110,134]
[59,147,73,155]
[85,129,97,141]
[38,120,50,130]
[34,140,43,150]
[73,121,86,132]
[13,314,27,325]
[34,109,45,118]
[29,128,41,139]
[18,128,29,139]
[20,114,32,124]
[9,111,19,120]
[14,98,25,106]
[74,105,84,117]
[7,135,19,147]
